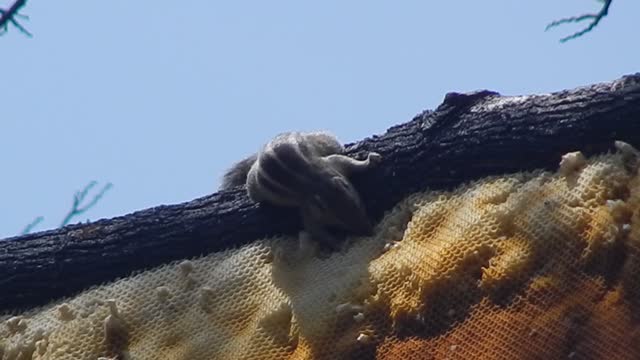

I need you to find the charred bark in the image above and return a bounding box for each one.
[2,74,639,312]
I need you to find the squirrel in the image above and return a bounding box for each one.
[220,131,381,248]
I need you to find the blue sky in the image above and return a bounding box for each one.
[1,0,638,238]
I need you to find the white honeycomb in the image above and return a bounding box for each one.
[2,145,639,359]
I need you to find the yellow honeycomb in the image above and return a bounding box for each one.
[2,146,639,360]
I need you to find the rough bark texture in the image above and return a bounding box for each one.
[2,74,640,312]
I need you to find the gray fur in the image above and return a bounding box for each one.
[220,153,258,190]
[220,131,381,247]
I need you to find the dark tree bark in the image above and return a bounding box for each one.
[2,74,640,312]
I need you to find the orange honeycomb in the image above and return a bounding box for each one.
[1,147,639,360]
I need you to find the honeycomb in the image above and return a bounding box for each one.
[2,146,640,360]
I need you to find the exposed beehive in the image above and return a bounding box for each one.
[2,146,640,360]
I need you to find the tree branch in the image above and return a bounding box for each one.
[21,216,43,235]
[0,0,31,37]
[60,181,113,227]
[546,0,612,42]
[1,73,640,312]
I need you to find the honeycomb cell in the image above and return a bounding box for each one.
[2,149,640,359]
